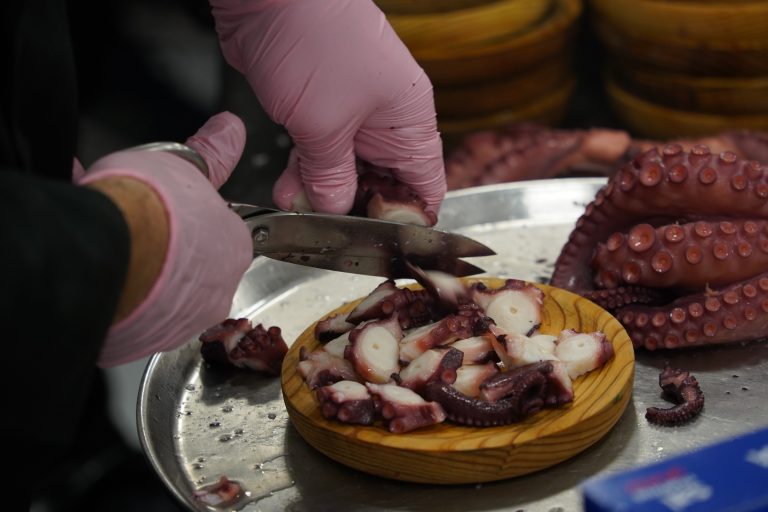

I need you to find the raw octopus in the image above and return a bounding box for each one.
[445,123,768,190]
[645,367,705,426]
[550,144,768,350]
[199,318,288,375]
[298,269,614,433]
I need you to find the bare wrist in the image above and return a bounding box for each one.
[86,177,170,322]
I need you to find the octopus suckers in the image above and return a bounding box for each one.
[628,224,656,252]
[664,225,685,242]
[691,144,710,157]
[685,246,703,264]
[694,222,712,238]
[713,242,730,260]
[670,308,686,324]
[651,251,672,273]
[723,315,738,330]
[731,175,747,191]
[667,164,687,183]
[697,167,717,185]
[704,297,721,312]
[640,163,663,186]
[737,242,752,257]
[719,151,738,164]
[688,303,704,317]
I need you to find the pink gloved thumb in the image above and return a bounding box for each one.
[184,111,246,189]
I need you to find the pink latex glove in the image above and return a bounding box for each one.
[210,0,447,216]
[78,112,253,367]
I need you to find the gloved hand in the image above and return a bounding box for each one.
[77,112,253,367]
[210,0,447,217]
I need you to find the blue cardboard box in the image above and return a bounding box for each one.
[582,426,768,512]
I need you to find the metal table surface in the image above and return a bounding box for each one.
[138,178,768,512]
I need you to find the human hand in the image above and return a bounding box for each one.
[210,0,447,220]
[78,112,253,367]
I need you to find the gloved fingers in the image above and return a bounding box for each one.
[184,111,246,189]
[354,73,447,215]
[272,148,312,211]
[71,157,86,182]
[292,137,360,215]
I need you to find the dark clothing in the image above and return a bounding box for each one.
[1,0,131,507]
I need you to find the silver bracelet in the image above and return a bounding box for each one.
[126,141,209,178]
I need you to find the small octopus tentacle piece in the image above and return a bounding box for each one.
[200,319,288,375]
[353,170,438,226]
[316,380,376,425]
[345,280,435,329]
[645,367,705,426]
[298,348,360,389]
[552,144,768,349]
[424,362,570,427]
[193,476,242,507]
[366,383,446,433]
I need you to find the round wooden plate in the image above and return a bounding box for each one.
[280,278,634,484]
[591,0,768,46]
[606,77,768,138]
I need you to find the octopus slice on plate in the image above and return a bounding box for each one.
[298,348,360,389]
[399,308,491,363]
[365,383,447,433]
[453,362,500,398]
[396,347,463,394]
[345,315,403,384]
[470,280,544,336]
[345,279,435,329]
[316,380,376,425]
[553,330,615,380]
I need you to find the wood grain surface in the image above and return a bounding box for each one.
[606,78,768,139]
[593,18,768,77]
[590,0,768,46]
[611,65,768,115]
[281,278,634,484]
[374,0,498,15]
[415,0,581,85]
[438,78,574,145]
[434,56,570,117]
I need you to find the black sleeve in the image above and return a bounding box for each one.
[0,170,130,471]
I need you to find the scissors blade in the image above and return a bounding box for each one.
[234,204,495,278]
[260,252,488,279]
[246,211,495,260]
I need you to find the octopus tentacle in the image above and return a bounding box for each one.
[552,145,768,348]
[619,276,768,349]
[645,367,705,426]
[592,219,768,290]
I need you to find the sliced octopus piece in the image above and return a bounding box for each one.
[554,329,614,380]
[345,315,402,384]
[365,383,446,433]
[396,347,463,394]
[316,380,376,425]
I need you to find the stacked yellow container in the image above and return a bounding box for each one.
[376,0,583,145]
[591,0,768,138]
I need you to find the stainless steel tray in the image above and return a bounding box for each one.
[138,178,768,512]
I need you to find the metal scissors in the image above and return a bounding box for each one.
[132,142,496,278]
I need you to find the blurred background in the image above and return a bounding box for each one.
[43,0,767,510]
